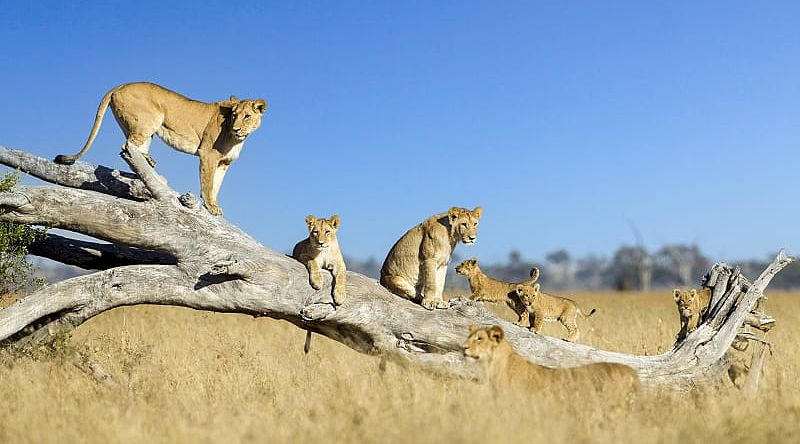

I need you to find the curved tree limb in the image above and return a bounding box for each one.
[0,145,794,391]
[0,144,150,200]
[29,232,176,270]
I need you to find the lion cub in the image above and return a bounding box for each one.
[514,284,596,342]
[463,326,640,394]
[292,215,347,306]
[673,287,712,340]
[455,258,539,326]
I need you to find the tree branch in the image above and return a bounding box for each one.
[0,145,794,392]
[119,145,177,202]
[0,144,150,200]
[29,232,176,270]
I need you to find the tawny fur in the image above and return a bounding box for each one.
[455,258,539,326]
[293,215,347,306]
[515,284,596,342]
[673,287,712,340]
[463,326,640,395]
[54,82,267,216]
[380,207,482,310]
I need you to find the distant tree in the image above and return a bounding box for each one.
[655,244,709,288]
[611,245,652,292]
[545,249,570,265]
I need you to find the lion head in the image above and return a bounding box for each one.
[673,288,700,317]
[514,282,541,305]
[448,207,482,245]
[455,258,479,277]
[227,96,268,141]
[463,325,505,360]
[305,215,340,250]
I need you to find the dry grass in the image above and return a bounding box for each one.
[2,291,800,443]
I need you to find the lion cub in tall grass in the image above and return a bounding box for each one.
[463,325,640,395]
[455,258,539,326]
[292,215,347,306]
[514,284,596,342]
[673,287,712,340]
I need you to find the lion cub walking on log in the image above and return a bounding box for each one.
[514,284,596,342]
[673,288,712,340]
[380,207,482,310]
[54,82,268,216]
[455,258,540,326]
[293,215,347,306]
[463,326,640,395]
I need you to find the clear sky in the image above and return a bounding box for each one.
[0,1,797,263]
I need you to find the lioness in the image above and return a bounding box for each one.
[455,258,539,326]
[380,207,482,310]
[54,82,268,216]
[292,215,347,306]
[673,287,712,340]
[514,284,596,342]
[463,326,640,394]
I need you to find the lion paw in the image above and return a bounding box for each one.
[332,287,346,306]
[206,204,223,216]
[309,273,323,290]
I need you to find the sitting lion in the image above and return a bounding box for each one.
[292,215,347,306]
[514,284,596,342]
[380,207,482,310]
[463,325,640,394]
[54,82,268,216]
[455,257,539,326]
[673,287,712,340]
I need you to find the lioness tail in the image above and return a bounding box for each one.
[54,85,121,165]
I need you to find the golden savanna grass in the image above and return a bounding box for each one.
[2,291,800,443]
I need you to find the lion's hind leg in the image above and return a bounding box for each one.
[561,315,579,342]
[381,275,418,301]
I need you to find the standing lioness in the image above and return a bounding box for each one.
[54,82,268,216]
[380,207,482,310]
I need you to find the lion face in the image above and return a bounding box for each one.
[673,289,699,317]
[515,283,541,305]
[305,215,340,250]
[229,97,268,141]
[448,207,482,245]
[455,258,479,276]
[463,325,504,360]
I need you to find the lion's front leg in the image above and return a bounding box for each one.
[306,258,324,290]
[330,262,347,306]
[420,259,447,310]
[199,153,224,216]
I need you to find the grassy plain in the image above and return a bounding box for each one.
[1,291,799,443]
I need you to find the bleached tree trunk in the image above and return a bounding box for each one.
[0,145,793,390]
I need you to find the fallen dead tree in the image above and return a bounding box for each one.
[0,144,793,391]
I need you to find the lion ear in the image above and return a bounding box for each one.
[468,324,479,334]
[487,326,504,342]
[515,284,525,294]
[305,215,316,230]
[229,95,240,103]
[531,283,540,295]
[472,207,483,218]
[254,99,268,114]
[448,207,463,222]
[673,289,681,300]
[689,289,698,296]
[329,215,340,229]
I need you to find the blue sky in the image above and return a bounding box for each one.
[0,1,797,263]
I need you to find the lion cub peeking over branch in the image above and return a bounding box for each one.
[380,207,482,310]
[673,287,712,340]
[463,326,640,395]
[455,258,539,326]
[54,82,267,216]
[514,284,596,342]
[293,215,347,306]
